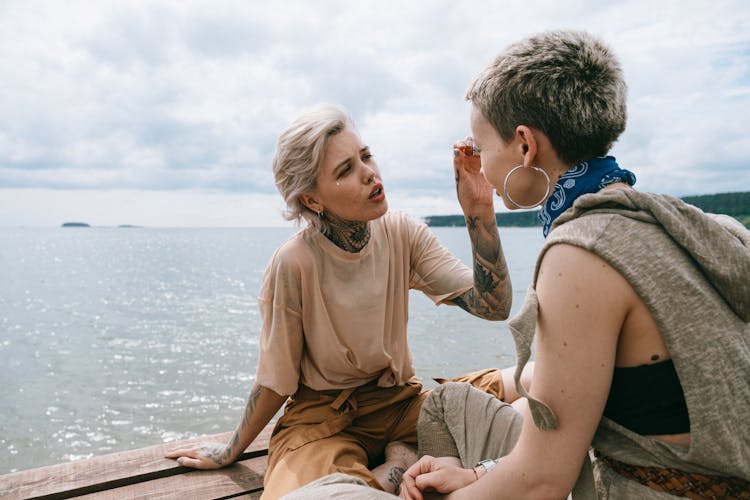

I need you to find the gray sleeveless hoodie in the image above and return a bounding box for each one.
[508,189,750,498]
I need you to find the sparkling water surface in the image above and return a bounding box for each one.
[0,225,542,474]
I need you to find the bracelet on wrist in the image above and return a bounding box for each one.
[474,458,498,479]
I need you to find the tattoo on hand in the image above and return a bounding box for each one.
[198,444,229,465]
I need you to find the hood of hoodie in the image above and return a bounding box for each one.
[552,188,750,322]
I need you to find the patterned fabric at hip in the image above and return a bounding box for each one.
[594,450,750,499]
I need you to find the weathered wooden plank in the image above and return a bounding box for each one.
[0,425,273,500]
[74,455,268,500]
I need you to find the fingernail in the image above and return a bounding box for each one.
[176,458,184,465]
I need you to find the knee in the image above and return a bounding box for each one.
[420,383,470,422]
[430,382,472,404]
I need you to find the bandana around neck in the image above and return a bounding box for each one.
[538,156,636,237]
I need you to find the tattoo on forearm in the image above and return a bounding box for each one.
[203,384,262,465]
[455,215,512,319]
[388,466,406,490]
[474,260,498,292]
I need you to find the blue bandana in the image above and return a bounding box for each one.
[538,156,636,237]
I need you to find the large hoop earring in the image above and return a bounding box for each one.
[503,165,551,209]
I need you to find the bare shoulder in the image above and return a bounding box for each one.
[538,243,634,293]
[536,243,637,332]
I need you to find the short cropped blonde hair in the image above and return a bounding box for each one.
[272,104,355,233]
[466,30,627,165]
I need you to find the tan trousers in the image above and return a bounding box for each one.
[274,369,503,499]
[283,380,594,500]
[261,378,427,499]
[280,380,519,500]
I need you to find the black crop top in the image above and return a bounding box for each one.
[602,359,690,435]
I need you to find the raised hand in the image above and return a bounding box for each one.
[449,137,512,321]
[453,137,494,212]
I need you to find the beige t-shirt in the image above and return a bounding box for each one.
[255,211,473,396]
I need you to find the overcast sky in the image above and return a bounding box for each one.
[1,0,748,227]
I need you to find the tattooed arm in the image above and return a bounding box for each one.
[452,208,512,320]
[450,140,512,320]
[164,384,286,469]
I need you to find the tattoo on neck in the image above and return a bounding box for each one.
[388,466,406,490]
[322,211,370,253]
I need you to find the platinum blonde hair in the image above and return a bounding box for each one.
[272,104,355,233]
[466,30,627,165]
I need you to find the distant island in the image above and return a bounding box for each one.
[60,223,143,228]
[425,191,750,228]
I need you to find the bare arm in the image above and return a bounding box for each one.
[165,384,286,469]
[503,362,534,406]
[450,141,512,320]
[451,244,631,498]
[404,244,633,499]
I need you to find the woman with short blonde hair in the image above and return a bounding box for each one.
[272,104,354,235]
[167,103,514,498]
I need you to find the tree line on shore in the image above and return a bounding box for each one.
[425,191,750,228]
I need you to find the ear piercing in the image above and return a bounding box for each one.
[503,165,551,209]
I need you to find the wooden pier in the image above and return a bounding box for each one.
[0,424,274,499]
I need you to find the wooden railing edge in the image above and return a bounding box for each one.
[0,424,274,499]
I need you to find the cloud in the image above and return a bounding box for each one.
[0,0,748,226]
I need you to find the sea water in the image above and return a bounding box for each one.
[0,225,543,473]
